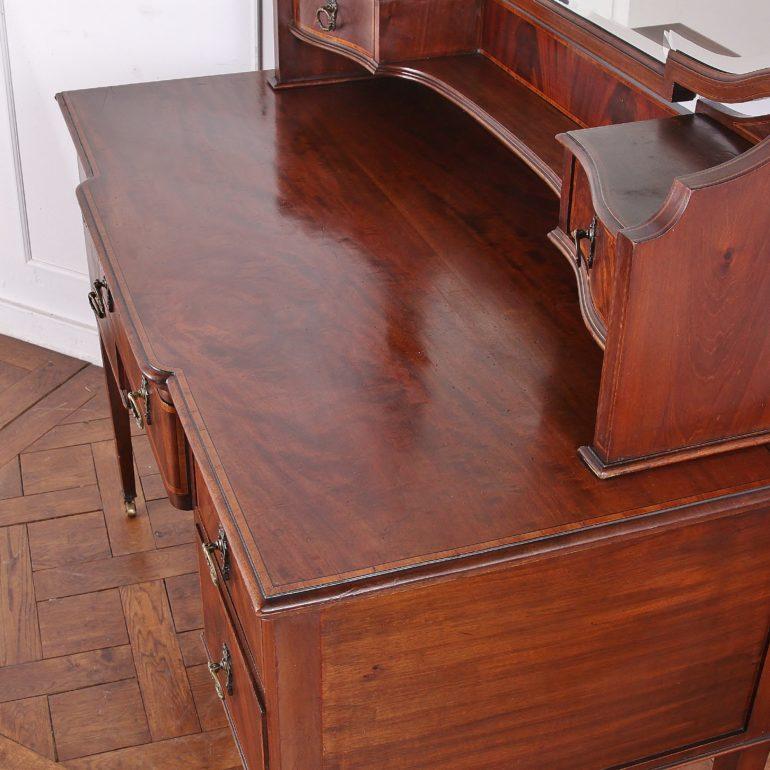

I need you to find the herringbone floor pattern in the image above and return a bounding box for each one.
[0,334,241,768]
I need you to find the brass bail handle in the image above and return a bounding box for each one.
[87,278,112,319]
[316,0,338,31]
[126,375,151,430]
[202,526,230,586]
[208,643,233,700]
[572,216,598,270]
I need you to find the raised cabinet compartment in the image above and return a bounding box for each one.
[547,114,770,477]
[553,114,750,351]
[197,529,268,770]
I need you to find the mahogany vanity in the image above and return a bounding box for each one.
[58,0,770,767]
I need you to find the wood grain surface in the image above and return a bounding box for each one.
[58,72,770,604]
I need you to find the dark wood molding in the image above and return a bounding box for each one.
[696,98,770,144]
[664,50,770,103]
[547,226,607,346]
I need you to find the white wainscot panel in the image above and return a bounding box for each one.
[1,0,259,363]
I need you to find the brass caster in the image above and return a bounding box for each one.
[125,498,137,518]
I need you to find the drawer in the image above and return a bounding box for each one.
[84,227,121,381]
[196,462,265,686]
[111,306,192,510]
[567,160,615,334]
[293,0,480,64]
[197,524,268,770]
[294,0,374,58]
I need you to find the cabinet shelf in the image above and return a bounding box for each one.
[289,24,579,194]
[379,54,579,194]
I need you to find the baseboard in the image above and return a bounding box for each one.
[0,296,101,365]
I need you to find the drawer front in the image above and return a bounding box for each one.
[83,227,120,379]
[113,321,192,510]
[295,0,374,57]
[83,232,192,510]
[196,462,265,686]
[567,161,615,334]
[198,525,268,770]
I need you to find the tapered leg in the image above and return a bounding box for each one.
[100,339,137,517]
[713,745,770,770]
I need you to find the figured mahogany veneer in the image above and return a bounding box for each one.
[58,69,770,768]
[547,114,770,477]
[322,505,770,768]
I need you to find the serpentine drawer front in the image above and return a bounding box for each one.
[197,527,268,770]
[294,0,374,57]
[291,0,480,67]
[117,333,191,509]
[84,226,121,379]
[83,245,192,510]
[195,462,267,685]
[559,156,615,347]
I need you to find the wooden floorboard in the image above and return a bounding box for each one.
[0,335,241,767]
[0,335,732,768]
[0,357,85,432]
[0,695,55,759]
[120,580,200,741]
[0,734,61,769]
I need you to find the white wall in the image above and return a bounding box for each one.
[0,0,274,364]
[616,0,769,57]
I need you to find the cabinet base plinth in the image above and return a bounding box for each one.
[580,434,770,479]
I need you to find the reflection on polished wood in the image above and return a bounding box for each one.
[59,74,770,594]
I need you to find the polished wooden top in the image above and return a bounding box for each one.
[59,72,770,600]
[560,114,750,232]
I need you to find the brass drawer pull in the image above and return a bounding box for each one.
[202,525,230,586]
[207,643,233,700]
[87,278,113,319]
[572,216,598,270]
[126,375,151,430]
[88,289,105,318]
[316,0,338,31]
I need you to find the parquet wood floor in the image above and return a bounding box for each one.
[0,334,241,769]
[0,333,742,769]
